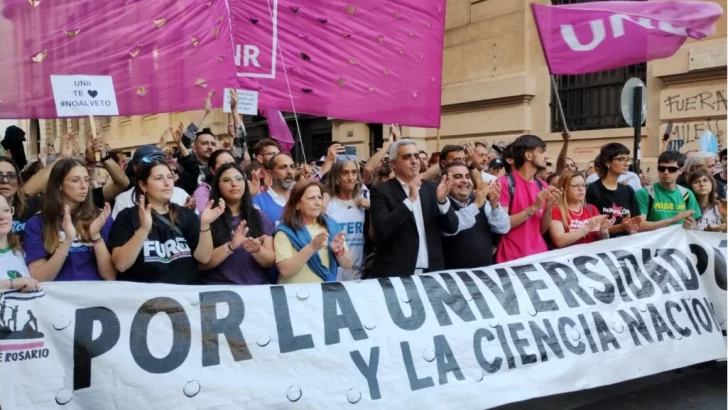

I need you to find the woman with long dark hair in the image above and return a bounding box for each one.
[193,149,236,212]
[23,159,115,281]
[199,164,276,284]
[109,159,224,284]
[689,169,726,232]
[274,180,352,284]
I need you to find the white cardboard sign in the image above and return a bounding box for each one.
[50,75,119,117]
[223,88,259,115]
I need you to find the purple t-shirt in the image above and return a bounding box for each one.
[201,211,275,285]
[23,215,113,281]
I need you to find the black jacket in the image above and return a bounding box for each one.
[369,178,458,278]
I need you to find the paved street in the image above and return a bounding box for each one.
[496,363,727,410]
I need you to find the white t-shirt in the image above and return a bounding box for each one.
[0,248,30,280]
[696,205,723,231]
[586,171,642,192]
[326,190,368,281]
[111,187,190,219]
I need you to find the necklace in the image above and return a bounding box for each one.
[568,203,584,216]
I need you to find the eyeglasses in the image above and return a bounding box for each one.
[0,172,18,182]
[693,178,712,186]
[657,165,680,173]
[611,156,630,163]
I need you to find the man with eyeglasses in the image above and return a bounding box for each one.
[636,150,701,231]
[111,145,191,219]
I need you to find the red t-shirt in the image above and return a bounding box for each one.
[551,204,601,247]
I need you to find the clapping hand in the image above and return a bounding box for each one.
[436,173,453,203]
[138,194,153,232]
[331,232,346,254]
[473,181,491,208]
[488,181,502,207]
[200,199,225,227]
[61,204,77,241]
[600,216,616,232]
[310,231,329,251]
[183,196,197,211]
[89,203,111,237]
[407,174,422,202]
[241,236,265,254]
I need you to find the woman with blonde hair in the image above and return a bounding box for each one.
[550,171,614,249]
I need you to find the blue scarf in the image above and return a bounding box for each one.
[275,215,340,282]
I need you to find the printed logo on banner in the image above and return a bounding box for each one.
[234,0,278,79]
[0,290,50,363]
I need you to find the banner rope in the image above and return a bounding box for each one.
[265,0,307,163]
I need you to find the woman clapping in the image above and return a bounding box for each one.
[24,159,115,282]
[274,181,352,284]
[199,163,276,285]
[109,159,224,284]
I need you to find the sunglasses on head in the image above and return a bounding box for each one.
[140,154,165,164]
[657,165,680,173]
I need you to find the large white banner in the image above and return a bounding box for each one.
[0,227,725,409]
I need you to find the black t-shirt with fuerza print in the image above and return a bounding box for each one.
[108,205,201,284]
[585,180,641,238]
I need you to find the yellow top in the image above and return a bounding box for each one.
[274,223,347,284]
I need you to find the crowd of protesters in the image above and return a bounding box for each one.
[0,92,725,292]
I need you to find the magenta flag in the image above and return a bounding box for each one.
[231,0,446,127]
[532,1,723,75]
[1,0,446,127]
[261,109,295,152]
[0,0,238,119]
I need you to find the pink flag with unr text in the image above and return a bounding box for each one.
[231,0,446,127]
[261,109,295,152]
[532,1,724,75]
[0,0,238,119]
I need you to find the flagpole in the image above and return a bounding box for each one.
[436,128,441,152]
[550,75,569,134]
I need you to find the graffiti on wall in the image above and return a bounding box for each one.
[662,119,726,153]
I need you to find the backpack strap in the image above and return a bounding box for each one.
[646,184,655,220]
[506,173,516,214]
[676,185,691,207]
[506,173,546,215]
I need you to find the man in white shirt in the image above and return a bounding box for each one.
[369,140,459,277]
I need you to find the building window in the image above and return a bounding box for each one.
[550,0,647,132]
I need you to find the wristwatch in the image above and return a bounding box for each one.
[525,207,534,218]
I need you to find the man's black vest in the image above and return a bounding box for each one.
[442,199,495,269]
